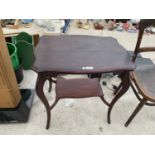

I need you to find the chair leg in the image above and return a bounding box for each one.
[125,98,146,127]
[100,96,109,106]
[130,82,142,102]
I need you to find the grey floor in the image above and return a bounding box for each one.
[1,20,155,134]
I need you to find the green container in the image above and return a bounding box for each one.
[11,32,34,46]
[7,43,20,70]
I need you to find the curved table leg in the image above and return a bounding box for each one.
[48,78,52,93]
[36,73,51,129]
[107,71,130,124]
[48,77,57,93]
[100,96,110,106]
[50,98,60,110]
[114,81,122,95]
[113,72,125,95]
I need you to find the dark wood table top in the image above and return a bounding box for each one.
[33,35,135,74]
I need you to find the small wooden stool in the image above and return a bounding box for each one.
[47,77,109,128]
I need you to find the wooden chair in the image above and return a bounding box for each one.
[124,19,155,127]
[48,77,109,129]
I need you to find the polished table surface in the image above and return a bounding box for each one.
[33,35,134,73]
[33,35,135,129]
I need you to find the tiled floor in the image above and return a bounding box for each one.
[1,20,155,134]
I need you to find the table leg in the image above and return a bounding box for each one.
[36,73,51,129]
[48,77,57,93]
[114,72,125,95]
[48,77,52,93]
[107,71,130,124]
[114,81,122,95]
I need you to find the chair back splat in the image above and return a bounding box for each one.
[132,19,155,62]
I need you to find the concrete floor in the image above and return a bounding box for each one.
[1,20,155,134]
